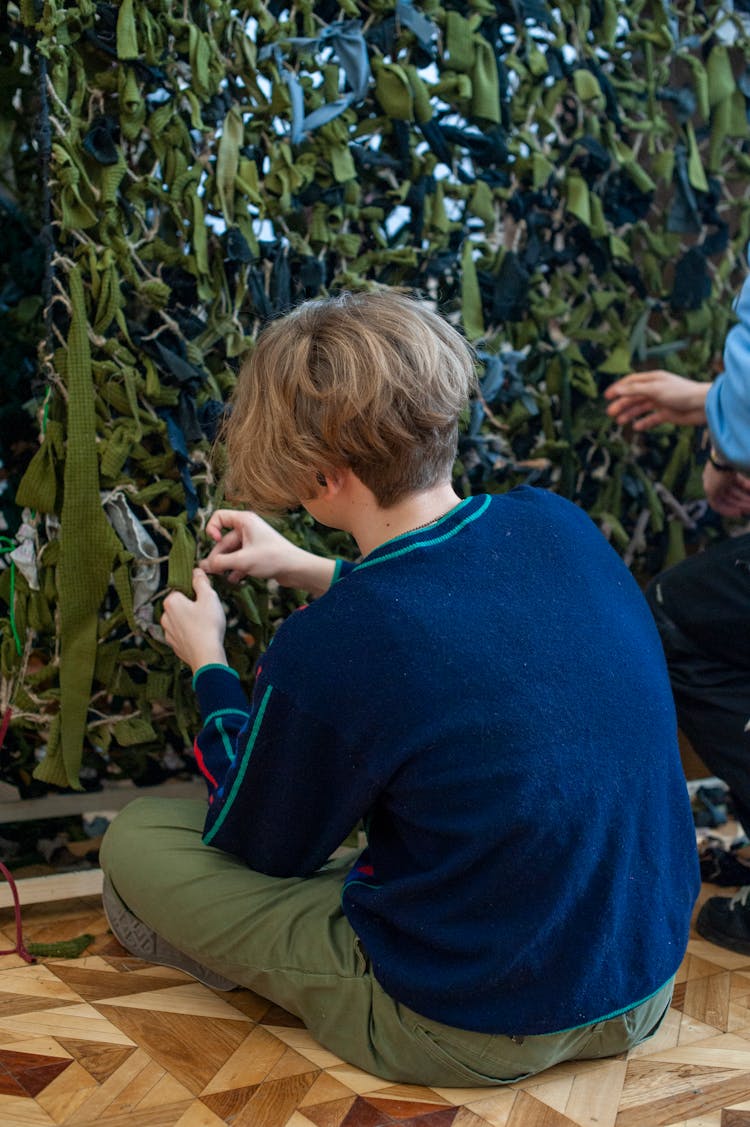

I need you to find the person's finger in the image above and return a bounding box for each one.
[606,397,656,422]
[216,528,242,549]
[610,406,663,429]
[199,553,226,574]
[603,375,644,398]
[201,548,245,575]
[205,513,227,541]
[631,410,672,430]
[604,373,662,399]
[204,529,242,559]
[163,590,190,612]
[191,567,214,598]
[200,531,244,573]
[205,510,244,540]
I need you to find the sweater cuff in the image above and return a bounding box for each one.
[193,664,249,720]
[333,559,357,583]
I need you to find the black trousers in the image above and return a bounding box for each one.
[646,532,750,836]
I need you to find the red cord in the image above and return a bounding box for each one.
[0,861,35,963]
[0,710,35,962]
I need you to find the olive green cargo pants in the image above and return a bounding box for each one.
[100,797,673,1087]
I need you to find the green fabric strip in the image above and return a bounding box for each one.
[34,267,122,789]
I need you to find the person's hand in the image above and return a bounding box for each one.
[199,509,337,596]
[162,568,227,673]
[703,461,750,518]
[200,510,300,585]
[604,370,709,430]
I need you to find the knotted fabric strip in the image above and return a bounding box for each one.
[34,267,122,789]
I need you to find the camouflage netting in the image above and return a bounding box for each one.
[2,0,750,791]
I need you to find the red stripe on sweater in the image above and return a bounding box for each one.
[193,738,219,788]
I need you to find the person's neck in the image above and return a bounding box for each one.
[348,483,463,557]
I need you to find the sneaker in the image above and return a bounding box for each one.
[695,886,750,955]
[102,877,237,990]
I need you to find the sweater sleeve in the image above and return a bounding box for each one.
[192,664,252,792]
[199,674,380,877]
[705,269,750,471]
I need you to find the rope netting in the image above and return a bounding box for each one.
[1,0,750,788]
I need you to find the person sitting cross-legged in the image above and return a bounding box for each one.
[100,291,698,1086]
[606,263,750,953]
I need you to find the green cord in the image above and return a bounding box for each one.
[26,933,94,959]
[0,536,23,656]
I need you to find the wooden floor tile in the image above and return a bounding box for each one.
[0,1002,136,1046]
[682,972,733,1031]
[56,1038,136,1082]
[5,892,750,1124]
[202,1025,293,1093]
[506,1089,582,1126]
[97,1007,249,1095]
[615,1060,750,1127]
[300,1094,356,1126]
[231,1072,318,1127]
[173,1102,229,1126]
[366,1092,456,1118]
[453,1111,503,1127]
[34,1058,99,1122]
[46,963,197,1001]
[95,981,252,1019]
[0,1091,57,1123]
[452,1089,517,1123]
[723,1102,750,1126]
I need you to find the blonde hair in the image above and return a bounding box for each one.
[223,291,476,512]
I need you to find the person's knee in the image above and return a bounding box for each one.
[100,797,164,881]
[101,796,207,883]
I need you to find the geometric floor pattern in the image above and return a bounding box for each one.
[2,885,750,1126]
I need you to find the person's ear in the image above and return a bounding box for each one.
[315,467,347,495]
[325,467,348,495]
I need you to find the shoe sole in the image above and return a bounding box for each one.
[102,878,237,991]
[695,905,750,957]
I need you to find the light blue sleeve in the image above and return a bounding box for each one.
[705,269,750,472]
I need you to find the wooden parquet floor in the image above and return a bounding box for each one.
[0,884,749,1127]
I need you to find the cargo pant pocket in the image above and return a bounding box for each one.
[412,1024,534,1086]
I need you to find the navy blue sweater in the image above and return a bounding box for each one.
[193,489,699,1035]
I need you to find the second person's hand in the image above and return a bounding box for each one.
[604,370,710,430]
